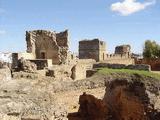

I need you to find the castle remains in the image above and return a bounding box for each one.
[79,39,106,62]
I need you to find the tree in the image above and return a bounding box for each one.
[143,40,160,59]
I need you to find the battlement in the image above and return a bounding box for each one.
[103,54,134,65]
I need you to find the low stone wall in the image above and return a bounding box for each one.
[46,64,73,80]
[46,63,87,80]
[102,58,135,65]
[93,63,151,71]
[12,71,38,79]
[77,59,96,70]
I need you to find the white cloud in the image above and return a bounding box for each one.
[0,30,6,35]
[111,0,156,16]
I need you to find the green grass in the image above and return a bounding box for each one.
[98,68,160,80]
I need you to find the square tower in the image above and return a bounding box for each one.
[79,39,106,61]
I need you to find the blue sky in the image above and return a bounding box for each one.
[0,0,160,53]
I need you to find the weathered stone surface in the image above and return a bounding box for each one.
[12,72,38,79]
[0,79,68,120]
[72,75,160,120]
[46,64,73,80]
[104,78,160,120]
[78,92,108,120]
[115,44,131,55]
[105,54,135,65]
[79,39,106,62]
[71,64,86,80]
[18,58,37,73]
[0,66,11,81]
[26,30,69,64]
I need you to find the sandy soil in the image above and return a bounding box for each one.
[54,87,105,113]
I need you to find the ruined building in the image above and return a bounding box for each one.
[12,30,71,70]
[79,39,134,64]
[79,39,106,62]
[105,44,133,65]
[12,29,96,80]
[26,30,69,64]
[115,44,131,56]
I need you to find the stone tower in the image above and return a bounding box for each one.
[115,45,131,56]
[79,39,106,61]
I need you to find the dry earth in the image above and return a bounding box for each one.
[0,67,160,120]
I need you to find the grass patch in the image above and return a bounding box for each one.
[98,68,160,80]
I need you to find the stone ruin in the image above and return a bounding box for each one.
[12,29,70,71]
[26,30,69,64]
[12,29,96,80]
[79,39,106,62]
[115,44,131,56]
[79,39,134,64]
[11,29,150,80]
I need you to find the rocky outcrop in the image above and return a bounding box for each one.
[71,75,160,120]
[0,80,68,120]
[104,78,160,120]
[18,58,37,73]
[0,66,11,81]
[78,92,108,120]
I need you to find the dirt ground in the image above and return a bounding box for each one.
[54,87,105,113]
[152,71,160,74]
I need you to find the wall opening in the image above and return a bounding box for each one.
[41,52,46,59]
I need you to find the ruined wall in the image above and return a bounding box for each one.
[29,59,52,70]
[12,52,35,69]
[71,64,86,80]
[79,39,106,61]
[77,59,96,70]
[26,30,69,64]
[105,54,134,65]
[136,58,160,71]
[93,63,151,71]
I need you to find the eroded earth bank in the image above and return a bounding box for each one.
[0,67,160,120]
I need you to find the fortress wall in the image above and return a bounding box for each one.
[103,58,135,65]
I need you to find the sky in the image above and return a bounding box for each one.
[0,0,160,53]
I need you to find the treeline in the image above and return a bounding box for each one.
[143,40,160,59]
